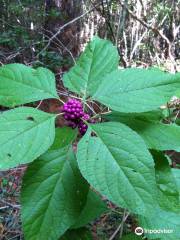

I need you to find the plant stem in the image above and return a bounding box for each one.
[109,210,130,240]
[56,113,64,117]
[92,111,112,119]
[58,98,65,104]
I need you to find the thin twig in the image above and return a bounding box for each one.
[57,90,83,100]
[130,30,147,60]
[118,0,177,71]
[92,110,112,119]
[42,29,76,64]
[58,98,65,104]
[85,102,97,114]
[119,210,126,238]
[174,110,180,122]
[0,206,9,210]
[109,211,130,240]
[56,113,64,117]
[37,4,99,57]
[0,200,20,209]
[36,100,43,109]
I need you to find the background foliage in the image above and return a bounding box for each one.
[0,0,179,72]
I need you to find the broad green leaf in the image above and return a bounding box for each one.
[21,147,89,240]
[105,111,180,151]
[105,110,164,122]
[77,122,158,215]
[61,228,92,240]
[121,233,143,240]
[175,91,180,97]
[0,63,58,107]
[93,68,180,113]
[0,107,55,170]
[72,189,108,229]
[138,206,180,240]
[152,151,179,212]
[63,36,119,98]
[50,127,77,150]
[172,169,180,194]
[138,154,180,239]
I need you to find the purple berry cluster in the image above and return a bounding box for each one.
[62,99,91,135]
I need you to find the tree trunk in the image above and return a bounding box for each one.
[44,0,85,58]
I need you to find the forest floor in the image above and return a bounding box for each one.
[0,167,24,239]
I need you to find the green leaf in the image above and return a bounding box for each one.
[0,107,55,170]
[93,68,180,113]
[138,207,180,240]
[105,110,164,122]
[172,169,180,194]
[63,37,119,98]
[138,154,180,240]
[121,233,143,240]
[21,147,89,240]
[105,111,180,151]
[50,127,77,150]
[0,63,58,107]
[61,228,92,240]
[77,122,158,215]
[72,189,108,229]
[152,151,179,212]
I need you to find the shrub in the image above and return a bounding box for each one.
[0,37,179,240]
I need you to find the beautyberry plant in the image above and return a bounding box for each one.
[0,37,180,240]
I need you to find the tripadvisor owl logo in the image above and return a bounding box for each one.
[135,227,144,235]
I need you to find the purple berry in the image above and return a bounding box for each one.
[69,99,74,104]
[64,106,68,110]
[68,121,77,129]
[72,103,77,107]
[62,98,92,135]
[82,113,90,121]
[76,102,81,107]
[79,111,84,116]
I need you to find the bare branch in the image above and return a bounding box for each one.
[130,29,147,60]
[109,211,130,240]
[119,0,177,72]
[37,4,100,56]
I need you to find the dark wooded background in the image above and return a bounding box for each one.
[0,0,179,73]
